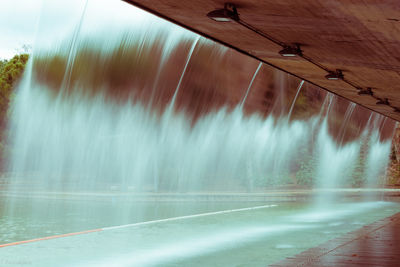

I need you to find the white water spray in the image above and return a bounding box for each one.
[239,62,263,109]
[4,0,395,222]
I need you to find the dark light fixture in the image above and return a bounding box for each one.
[279,45,302,57]
[358,87,373,96]
[206,3,381,103]
[325,70,344,80]
[207,3,239,22]
[376,98,390,105]
[207,3,285,46]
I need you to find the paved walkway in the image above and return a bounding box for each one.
[271,212,400,267]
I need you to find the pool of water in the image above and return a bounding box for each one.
[0,196,399,266]
[0,195,269,245]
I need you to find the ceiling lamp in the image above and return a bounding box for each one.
[357,88,373,96]
[279,45,302,57]
[207,3,239,22]
[325,70,344,80]
[206,4,371,95]
[376,98,390,105]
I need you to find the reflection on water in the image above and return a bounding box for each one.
[1,199,399,267]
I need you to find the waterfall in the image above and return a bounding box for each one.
[4,0,395,228]
[239,62,263,109]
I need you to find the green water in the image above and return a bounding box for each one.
[0,195,268,244]
[0,196,399,266]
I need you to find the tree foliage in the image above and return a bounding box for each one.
[0,54,29,128]
[0,54,29,170]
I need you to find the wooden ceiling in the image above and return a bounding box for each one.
[124,0,400,121]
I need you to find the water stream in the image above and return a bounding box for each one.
[288,80,304,119]
[169,37,200,109]
[5,0,394,206]
[239,62,263,109]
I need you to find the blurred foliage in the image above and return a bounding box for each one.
[387,126,400,186]
[351,136,369,187]
[33,35,171,101]
[294,137,376,188]
[295,160,316,186]
[0,54,29,128]
[0,53,29,170]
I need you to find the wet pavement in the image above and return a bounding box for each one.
[272,212,400,266]
[0,201,399,266]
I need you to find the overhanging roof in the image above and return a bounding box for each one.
[124,0,400,121]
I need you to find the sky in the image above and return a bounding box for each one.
[0,0,172,60]
[0,0,41,59]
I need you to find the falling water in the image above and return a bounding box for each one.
[169,37,200,109]
[288,80,305,119]
[6,0,394,201]
[313,117,361,206]
[362,115,392,200]
[239,62,263,109]
[62,0,89,90]
[337,102,356,145]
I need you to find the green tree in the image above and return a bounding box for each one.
[0,53,29,169]
[0,54,29,127]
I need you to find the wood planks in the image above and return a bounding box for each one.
[123,0,400,121]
